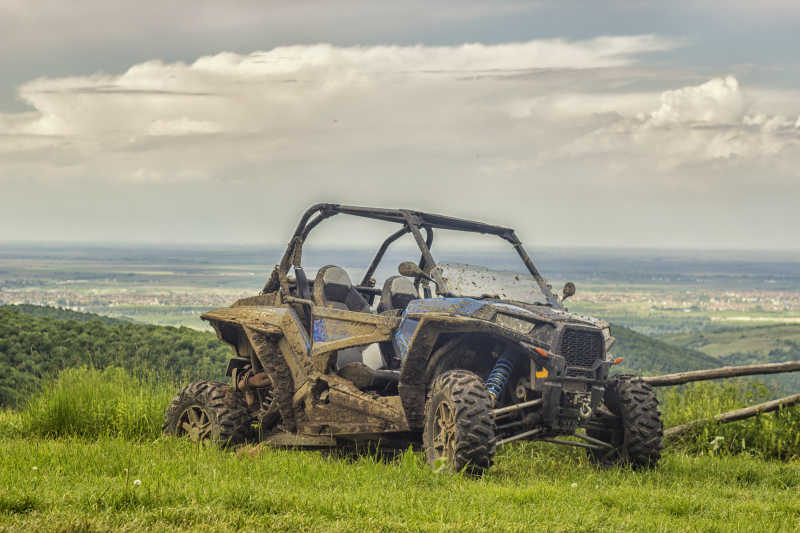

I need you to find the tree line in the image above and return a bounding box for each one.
[0,306,230,407]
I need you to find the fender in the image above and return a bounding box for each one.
[396,309,554,429]
[202,305,312,383]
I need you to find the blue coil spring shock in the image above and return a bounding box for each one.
[485,348,518,401]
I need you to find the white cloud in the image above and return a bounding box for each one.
[1,39,800,248]
[563,76,800,170]
[2,41,799,186]
[147,118,221,136]
[0,37,681,179]
[645,76,745,126]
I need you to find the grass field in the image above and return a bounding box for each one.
[1,368,800,532]
[1,437,799,532]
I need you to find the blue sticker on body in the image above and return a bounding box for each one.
[312,318,352,343]
[312,319,328,342]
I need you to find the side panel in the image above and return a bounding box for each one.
[296,374,410,436]
[309,307,399,372]
[393,298,486,359]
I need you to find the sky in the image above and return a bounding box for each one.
[1,1,799,249]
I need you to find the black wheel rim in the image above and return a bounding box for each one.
[178,405,212,441]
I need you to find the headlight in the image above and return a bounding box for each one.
[495,313,535,335]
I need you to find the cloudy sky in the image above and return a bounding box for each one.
[1,1,799,249]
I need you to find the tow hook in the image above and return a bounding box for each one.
[578,395,593,420]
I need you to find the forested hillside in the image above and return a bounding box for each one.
[610,324,722,375]
[0,306,229,406]
[1,304,132,325]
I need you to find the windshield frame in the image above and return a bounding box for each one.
[267,203,563,309]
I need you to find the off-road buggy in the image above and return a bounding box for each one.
[164,204,663,473]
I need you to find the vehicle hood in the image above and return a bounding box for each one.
[403,297,607,329]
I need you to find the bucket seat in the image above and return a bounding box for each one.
[377,275,418,314]
[312,265,370,313]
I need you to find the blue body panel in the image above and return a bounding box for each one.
[393,297,487,359]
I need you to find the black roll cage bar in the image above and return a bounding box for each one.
[263,203,561,308]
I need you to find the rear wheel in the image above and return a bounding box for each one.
[163,381,251,446]
[423,370,496,475]
[586,375,663,469]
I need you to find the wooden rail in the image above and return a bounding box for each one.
[664,392,800,438]
[638,360,800,437]
[642,361,800,387]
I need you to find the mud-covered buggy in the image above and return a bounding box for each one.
[164,204,663,473]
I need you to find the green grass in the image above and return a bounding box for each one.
[0,437,799,532]
[2,368,800,531]
[12,367,175,441]
[661,381,800,460]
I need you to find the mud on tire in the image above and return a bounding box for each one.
[587,375,663,469]
[163,380,251,446]
[423,369,496,475]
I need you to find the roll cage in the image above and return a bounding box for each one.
[262,203,562,308]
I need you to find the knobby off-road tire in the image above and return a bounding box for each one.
[163,381,251,446]
[587,375,663,469]
[423,370,496,475]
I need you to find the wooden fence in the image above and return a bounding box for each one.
[641,361,800,437]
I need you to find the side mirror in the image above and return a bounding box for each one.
[562,282,576,301]
[398,261,428,279]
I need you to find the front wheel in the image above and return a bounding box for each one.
[586,375,663,469]
[163,381,251,446]
[423,370,496,475]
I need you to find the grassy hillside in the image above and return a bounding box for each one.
[610,325,721,375]
[0,346,796,531]
[0,307,229,407]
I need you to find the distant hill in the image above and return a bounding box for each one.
[610,325,722,375]
[1,304,132,325]
[660,324,800,362]
[0,306,229,407]
[658,324,800,391]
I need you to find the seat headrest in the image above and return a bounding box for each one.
[313,265,370,313]
[378,275,418,313]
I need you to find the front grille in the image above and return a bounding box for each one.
[560,328,604,368]
[565,367,595,378]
